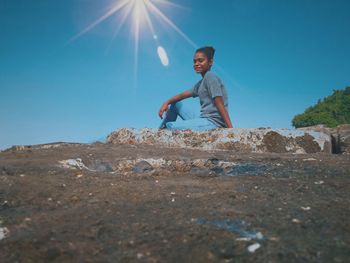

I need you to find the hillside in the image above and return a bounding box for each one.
[292,87,350,128]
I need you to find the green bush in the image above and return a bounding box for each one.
[292,87,350,128]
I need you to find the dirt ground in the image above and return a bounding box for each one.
[0,143,349,263]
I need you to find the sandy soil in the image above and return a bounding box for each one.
[0,143,349,262]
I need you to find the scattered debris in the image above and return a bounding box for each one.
[195,219,264,240]
[226,163,271,176]
[59,159,91,170]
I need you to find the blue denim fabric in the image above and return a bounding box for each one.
[159,101,218,131]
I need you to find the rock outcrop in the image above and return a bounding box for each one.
[107,128,332,154]
[299,124,350,154]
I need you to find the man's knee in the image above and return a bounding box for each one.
[173,101,183,112]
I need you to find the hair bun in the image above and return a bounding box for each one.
[195,46,216,60]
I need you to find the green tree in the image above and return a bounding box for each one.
[292,87,350,128]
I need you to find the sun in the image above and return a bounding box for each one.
[70,0,196,72]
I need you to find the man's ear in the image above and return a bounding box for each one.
[209,59,214,66]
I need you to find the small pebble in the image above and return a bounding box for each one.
[292,218,301,224]
[303,158,317,161]
[236,237,251,241]
[301,206,311,211]
[248,243,261,253]
[255,232,264,240]
[0,227,9,240]
[314,181,324,185]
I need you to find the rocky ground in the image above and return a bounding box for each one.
[0,143,349,262]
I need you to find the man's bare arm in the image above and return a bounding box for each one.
[214,96,233,128]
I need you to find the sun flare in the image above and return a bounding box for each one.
[70,0,196,75]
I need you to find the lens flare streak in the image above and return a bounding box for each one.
[157,46,169,66]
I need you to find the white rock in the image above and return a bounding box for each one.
[314,181,324,185]
[0,227,9,240]
[301,206,311,211]
[236,237,252,241]
[303,158,317,161]
[248,243,261,253]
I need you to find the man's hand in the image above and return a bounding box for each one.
[158,102,169,119]
[158,91,192,119]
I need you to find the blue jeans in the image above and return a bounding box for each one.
[159,101,217,131]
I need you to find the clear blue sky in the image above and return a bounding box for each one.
[1,0,349,150]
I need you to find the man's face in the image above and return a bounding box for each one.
[193,52,212,74]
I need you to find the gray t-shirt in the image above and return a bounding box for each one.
[188,71,229,128]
